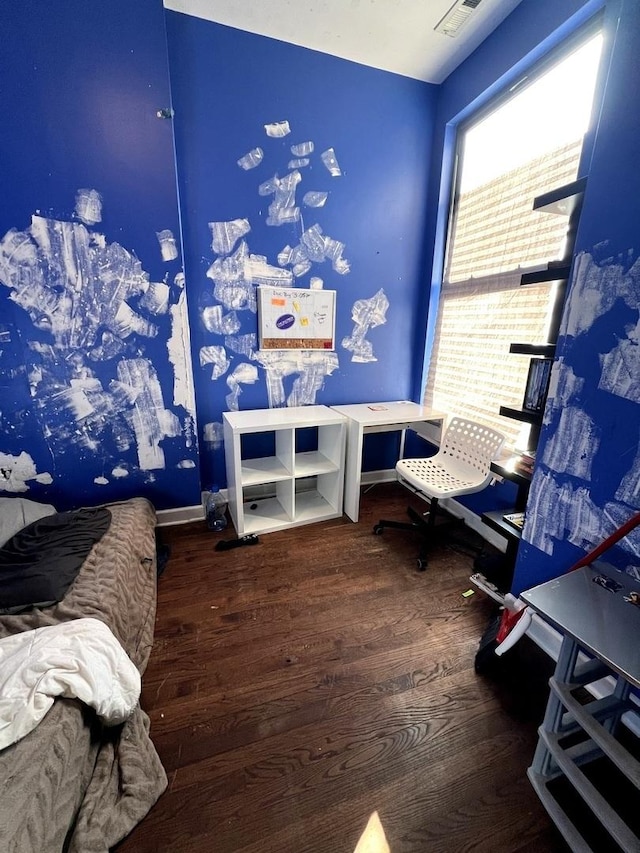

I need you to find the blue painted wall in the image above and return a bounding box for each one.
[0,0,201,510]
[165,14,437,489]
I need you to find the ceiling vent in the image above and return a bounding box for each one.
[434,0,483,38]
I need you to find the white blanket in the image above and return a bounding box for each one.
[0,618,141,751]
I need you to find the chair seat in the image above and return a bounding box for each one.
[396,456,493,500]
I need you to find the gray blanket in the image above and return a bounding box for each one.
[0,498,166,853]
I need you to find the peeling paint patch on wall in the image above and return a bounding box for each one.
[522,251,640,575]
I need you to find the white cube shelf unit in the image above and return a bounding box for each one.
[223,405,347,536]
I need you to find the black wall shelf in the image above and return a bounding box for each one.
[509,343,556,357]
[520,264,570,286]
[485,176,587,577]
[499,405,544,425]
[532,176,587,216]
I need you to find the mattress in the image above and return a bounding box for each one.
[0,497,167,853]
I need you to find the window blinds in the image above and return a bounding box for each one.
[424,141,583,448]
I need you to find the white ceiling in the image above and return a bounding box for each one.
[164,0,524,84]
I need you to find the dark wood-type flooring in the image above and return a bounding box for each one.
[116,482,568,853]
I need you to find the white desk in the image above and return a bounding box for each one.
[330,402,446,522]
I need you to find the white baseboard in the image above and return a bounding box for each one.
[156,504,204,526]
[361,468,396,486]
[156,475,508,558]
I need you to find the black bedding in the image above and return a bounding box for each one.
[0,506,112,612]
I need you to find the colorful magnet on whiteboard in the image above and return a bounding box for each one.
[300,317,309,326]
[271,298,286,306]
[276,314,295,330]
[293,301,300,312]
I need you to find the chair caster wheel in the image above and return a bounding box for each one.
[373,524,384,535]
[417,558,428,571]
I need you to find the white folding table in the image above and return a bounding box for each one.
[330,402,446,522]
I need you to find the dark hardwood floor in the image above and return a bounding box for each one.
[116,483,567,853]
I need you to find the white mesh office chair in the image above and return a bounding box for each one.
[374,417,505,570]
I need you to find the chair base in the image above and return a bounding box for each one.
[374,501,468,570]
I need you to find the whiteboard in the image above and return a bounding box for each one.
[257,286,336,350]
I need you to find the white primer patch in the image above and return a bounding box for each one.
[203,421,224,449]
[524,251,640,566]
[225,333,258,359]
[543,359,584,425]
[541,407,599,480]
[156,229,178,261]
[139,282,170,315]
[0,216,156,350]
[321,148,342,177]
[94,476,109,485]
[342,289,389,362]
[167,288,197,416]
[598,318,640,401]
[617,445,640,506]
[199,345,230,380]
[75,188,102,226]
[225,362,259,410]
[279,224,350,278]
[206,241,257,312]
[117,358,181,470]
[209,219,251,256]
[254,350,339,408]
[0,451,53,492]
[561,252,640,338]
[258,176,279,197]
[237,147,264,170]
[266,171,302,227]
[264,120,291,138]
[288,158,309,169]
[244,254,293,288]
[524,470,608,556]
[202,305,241,335]
[291,141,314,156]
[177,459,196,468]
[0,205,194,477]
[303,191,328,208]
[310,277,324,290]
[111,466,129,478]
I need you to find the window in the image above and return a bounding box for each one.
[424,32,603,449]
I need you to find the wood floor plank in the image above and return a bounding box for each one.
[116,483,567,853]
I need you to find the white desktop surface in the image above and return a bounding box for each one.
[330,402,446,522]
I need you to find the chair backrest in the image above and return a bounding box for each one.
[440,417,505,476]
